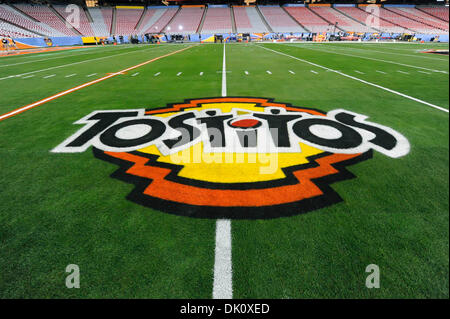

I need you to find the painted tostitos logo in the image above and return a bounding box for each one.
[53,97,410,219]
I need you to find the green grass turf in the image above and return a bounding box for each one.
[0,42,448,298]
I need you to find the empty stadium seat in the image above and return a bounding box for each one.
[201,7,232,34]
[419,6,449,22]
[0,4,63,37]
[164,6,204,34]
[87,7,109,37]
[14,4,77,36]
[115,8,143,36]
[53,5,95,37]
[284,6,331,33]
[388,7,448,33]
[310,6,376,32]
[258,5,306,33]
[233,6,268,33]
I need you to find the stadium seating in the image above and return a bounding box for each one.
[164,6,204,34]
[87,7,109,37]
[53,5,95,37]
[14,4,77,36]
[99,7,113,36]
[310,6,376,32]
[1,3,449,38]
[336,6,402,33]
[115,8,143,36]
[141,7,178,34]
[201,7,232,34]
[388,7,448,33]
[0,20,37,38]
[419,6,449,22]
[258,5,306,33]
[377,7,439,34]
[0,4,63,37]
[284,6,330,33]
[233,6,268,33]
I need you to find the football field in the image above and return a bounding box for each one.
[0,41,448,298]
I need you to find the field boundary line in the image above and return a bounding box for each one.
[0,45,196,122]
[257,45,449,113]
[0,45,176,80]
[277,43,448,74]
[213,41,233,300]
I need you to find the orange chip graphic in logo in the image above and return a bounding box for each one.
[53,97,410,219]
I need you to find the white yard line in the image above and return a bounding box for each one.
[0,46,169,81]
[376,70,387,74]
[281,43,448,74]
[65,73,76,78]
[0,46,133,68]
[43,74,55,79]
[310,70,318,74]
[397,70,409,75]
[354,70,365,74]
[213,41,233,300]
[87,73,97,77]
[22,75,35,79]
[418,70,431,75]
[131,72,139,77]
[221,42,227,98]
[258,45,448,113]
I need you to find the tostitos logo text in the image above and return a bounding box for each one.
[53,97,410,219]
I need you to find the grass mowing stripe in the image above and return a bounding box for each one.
[0,45,173,80]
[258,45,449,113]
[0,45,196,122]
[213,42,233,300]
[280,43,448,74]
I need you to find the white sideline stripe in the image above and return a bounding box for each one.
[213,42,232,300]
[87,73,97,77]
[266,70,272,74]
[258,45,449,114]
[43,74,55,79]
[154,72,160,76]
[418,70,431,75]
[376,70,387,74]
[244,71,249,75]
[289,70,295,74]
[310,70,318,74]
[283,44,449,74]
[176,72,182,76]
[131,72,139,77]
[354,70,365,74]
[0,46,165,81]
[200,72,203,76]
[397,70,409,74]
[65,73,76,78]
